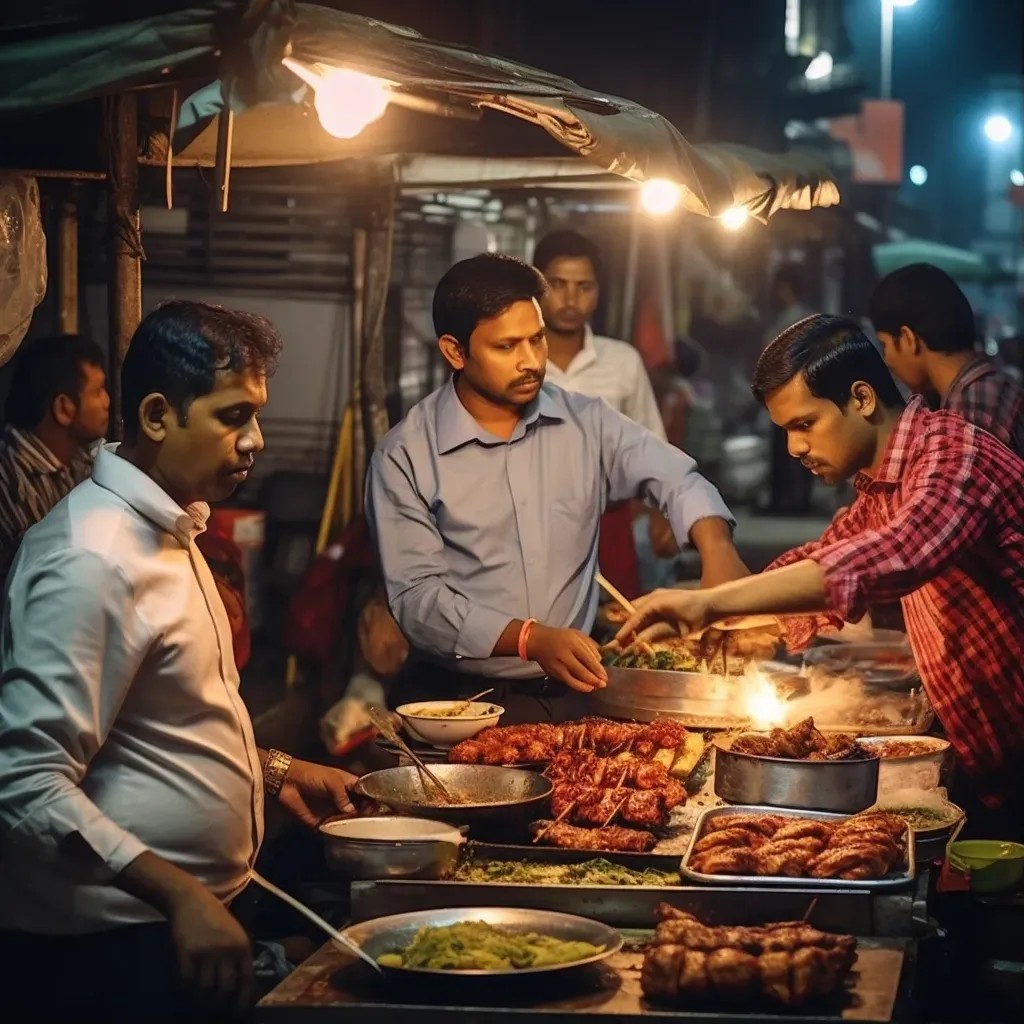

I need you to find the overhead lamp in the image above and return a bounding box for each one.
[283,57,391,139]
[804,52,834,81]
[640,178,681,215]
[984,114,1013,144]
[720,206,749,230]
[909,164,928,186]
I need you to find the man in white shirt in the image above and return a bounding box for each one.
[533,230,674,598]
[0,301,358,1021]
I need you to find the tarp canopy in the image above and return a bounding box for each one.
[0,1,840,221]
[873,240,1013,285]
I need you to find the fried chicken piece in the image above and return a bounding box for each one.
[678,949,710,998]
[706,948,760,993]
[759,951,794,1006]
[841,812,907,841]
[772,820,836,843]
[757,837,826,859]
[529,820,657,852]
[656,903,697,923]
[641,944,686,1001]
[755,849,817,877]
[448,739,485,764]
[731,734,776,757]
[808,843,895,879]
[693,828,765,855]
[791,945,851,1003]
[703,814,785,836]
[690,847,758,875]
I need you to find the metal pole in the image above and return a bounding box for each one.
[880,0,894,100]
[105,93,143,440]
[57,189,79,335]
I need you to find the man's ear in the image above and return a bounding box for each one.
[897,325,923,356]
[51,393,77,428]
[137,393,173,442]
[438,334,467,371]
[850,380,878,419]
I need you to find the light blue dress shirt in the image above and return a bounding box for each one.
[366,379,734,679]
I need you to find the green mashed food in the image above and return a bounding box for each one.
[451,857,679,887]
[375,921,605,971]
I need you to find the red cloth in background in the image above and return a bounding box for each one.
[284,515,375,665]
[194,532,251,671]
[598,502,640,601]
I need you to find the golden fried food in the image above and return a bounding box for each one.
[691,847,759,875]
[693,828,766,854]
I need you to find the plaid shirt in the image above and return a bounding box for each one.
[943,355,1024,457]
[769,397,1024,807]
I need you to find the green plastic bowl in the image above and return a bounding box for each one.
[947,841,1024,893]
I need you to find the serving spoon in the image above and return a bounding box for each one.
[367,704,458,804]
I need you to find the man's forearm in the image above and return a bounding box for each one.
[689,516,749,586]
[707,559,828,620]
[491,619,526,658]
[116,850,206,919]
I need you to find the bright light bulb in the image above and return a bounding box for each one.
[1011,169,1024,187]
[909,164,928,186]
[892,0,918,7]
[984,114,1013,144]
[804,51,834,81]
[720,206,749,230]
[640,178,681,214]
[312,67,390,140]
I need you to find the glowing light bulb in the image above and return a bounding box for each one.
[312,68,391,139]
[720,206,749,230]
[640,178,681,215]
[909,164,928,186]
[984,114,1013,144]
[804,51,834,81]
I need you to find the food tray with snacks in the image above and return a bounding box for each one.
[259,906,916,1022]
[681,806,916,891]
[349,841,926,934]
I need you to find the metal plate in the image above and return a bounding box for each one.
[339,906,623,977]
[681,805,916,891]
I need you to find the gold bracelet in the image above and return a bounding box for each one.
[263,748,293,797]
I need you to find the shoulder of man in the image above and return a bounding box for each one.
[591,333,646,369]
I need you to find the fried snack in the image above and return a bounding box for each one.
[771,820,836,843]
[730,717,867,761]
[690,847,759,876]
[529,820,656,853]
[692,828,766,854]
[702,814,787,836]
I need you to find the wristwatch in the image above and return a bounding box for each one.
[263,748,293,797]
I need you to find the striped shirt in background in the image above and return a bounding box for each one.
[0,426,94,593]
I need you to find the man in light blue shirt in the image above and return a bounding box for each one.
[366,253,747,722]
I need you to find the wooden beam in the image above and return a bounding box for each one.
[57,188,79,335]
[105,93,143,440]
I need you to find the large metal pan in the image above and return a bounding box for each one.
[713,739,880,814]
[352,765,552,839]
[338,906,622,978]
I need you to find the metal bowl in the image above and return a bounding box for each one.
[352,765,553,838]
[339,906,623,977]
[713,739,880,814]
[319,816,466,880]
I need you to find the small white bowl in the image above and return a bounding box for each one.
[396,701,504,748]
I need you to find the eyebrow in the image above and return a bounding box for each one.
[492,329,545,345]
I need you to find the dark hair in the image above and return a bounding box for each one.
[868,262,977,354]
[120,300,282,441]
[772,262,806,299]
[752,313,905,409]
[532,230,604,282]
[432,253,548,349]
[4,334,105,429]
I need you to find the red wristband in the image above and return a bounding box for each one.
[518,618,538,661]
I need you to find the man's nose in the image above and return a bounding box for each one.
[241,420,265,454]
[788,435,809,459]
[518,345,542,371]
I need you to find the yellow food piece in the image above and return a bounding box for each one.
[376,921,604,971]
[670,733,707,779]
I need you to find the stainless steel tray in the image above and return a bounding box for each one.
[681,804,916,891]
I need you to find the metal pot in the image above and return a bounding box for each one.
[319,816,466,880]
[351,764,553,839]
[713,741,880,814]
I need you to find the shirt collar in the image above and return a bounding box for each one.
[435,377,565,455]
[944,355,995,402]
[2,425,66,476]
[855,395,928,490]
[91,444,210,545]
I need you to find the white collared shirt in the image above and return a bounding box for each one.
[0,445,264,934]
[543,326,667,441]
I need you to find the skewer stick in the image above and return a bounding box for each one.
[595,571,637,618]
[601,794,630,829]
[532,799,578,844]
[801,897,819,924]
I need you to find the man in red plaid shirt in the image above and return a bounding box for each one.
[870,262,1024,456]
[616,315,1024,837]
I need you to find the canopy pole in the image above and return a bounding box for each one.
[57,186,79,335]
[105,93,143,439]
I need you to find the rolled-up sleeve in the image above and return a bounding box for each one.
[366,450,511,658]
[0,548,152,881]
[597,400,734,544]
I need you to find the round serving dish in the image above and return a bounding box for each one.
[319,816,466,879]
[855,735,951,796]
[397,701,504,748]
